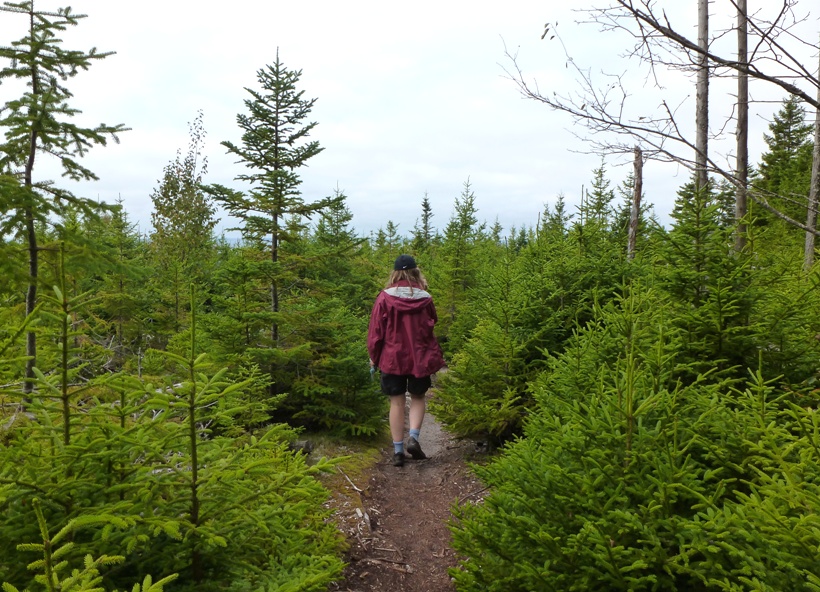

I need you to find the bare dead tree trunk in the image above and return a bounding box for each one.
[805,43,820,271]
[735,0,749,253]
[511,6,820,233]
[628,146,643,260]
[695,0,709,192]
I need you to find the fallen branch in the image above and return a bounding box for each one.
[338,466,364,493]
[364,558,414,573]
[458,486,490,505]
[375,546,405,561]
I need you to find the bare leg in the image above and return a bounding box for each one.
[408,393,426,431]
[389,394,406,443]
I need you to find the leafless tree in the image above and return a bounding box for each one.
[806,40,820,270]
[505,0,819,239]
[736,0,749,252]
[628,146,643,259]
[696,0,709,191]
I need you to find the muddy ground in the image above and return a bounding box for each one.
[328,404,487,592]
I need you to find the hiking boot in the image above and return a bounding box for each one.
[406,437,427,460]
[392,452,405,467]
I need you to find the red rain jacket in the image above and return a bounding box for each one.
[367,280,445,378]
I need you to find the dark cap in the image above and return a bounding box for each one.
[394,254,417,270]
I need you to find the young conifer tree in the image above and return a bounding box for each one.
[434,180,483,347]
[207,50,328,398]
[0,1,127,396]
[411,194,435,255]
[756,96,815,224]
[659,178,756,379]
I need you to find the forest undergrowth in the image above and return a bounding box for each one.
[2,2,820,589]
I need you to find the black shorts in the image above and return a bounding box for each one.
[380,373,431,396]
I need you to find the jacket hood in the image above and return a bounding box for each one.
[382,285,432,312]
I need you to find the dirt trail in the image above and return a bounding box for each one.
[329,405,484,592]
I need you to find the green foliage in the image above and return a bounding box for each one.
[410,193,436,255]
[656,180,757,380]
[205,51,336,414]
[3,499,177,592]
[4,11,820,588]
[450,286,820,591]
[307,191,378,316]
[431,179,486,348]
[0,0,128,402]
[0,287,345,591]
[432,165,643,445]
[83,203,150,368]
[148,110,218,334]
[287,300,386,437]
[754,96,814,224]
[431,248,531,444]
[0,2,127,185]
[752,266,820,382]
[585,159,616,223]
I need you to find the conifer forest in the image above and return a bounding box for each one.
[2,1,820,590]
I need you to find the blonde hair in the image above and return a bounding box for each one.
[386,267,428,290]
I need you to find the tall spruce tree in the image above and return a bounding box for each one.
[756,96,814,223]
[587,159,616,225]
[0,1,126,397]
[411,193,435,253]
[207,51,327,397]
[660,178,756,379]
[435,180,483,346]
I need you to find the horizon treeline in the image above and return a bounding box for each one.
[2,1,820,590]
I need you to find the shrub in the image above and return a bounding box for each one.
[449,287,820,591]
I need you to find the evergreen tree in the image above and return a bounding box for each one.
[371,220,403,268]
[309,189,376,313]
[612,172,655,253]
[586,158,616,224]
[431,245,530,445]
[434,180,484,347]
[410,193,435,254]
[96,202,149,368]
[206,51,328,399]
[755,96,814,223]
[658,178,757,379]
[0,1,126,396]
[575,163,620,260]
[273,189,385,436]
[0,285,345,591]
[40,205,147,374]
[449,285,820,591]
[199,240,267,360]
[384,220,401,251]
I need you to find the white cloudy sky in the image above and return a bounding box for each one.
[2,1,816,238]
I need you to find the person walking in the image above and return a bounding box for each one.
[367,255,446,466]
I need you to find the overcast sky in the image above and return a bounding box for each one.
[2,1,816,239]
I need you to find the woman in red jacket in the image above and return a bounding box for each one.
[367,255,445,466]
